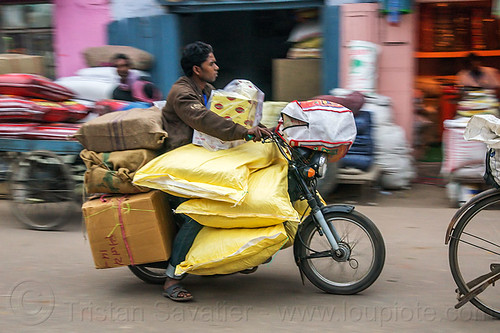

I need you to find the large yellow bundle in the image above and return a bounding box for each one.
[133,141,281,204]
[176,160,299,228]
[175,224,288,276]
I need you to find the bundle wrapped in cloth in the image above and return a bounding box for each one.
[74,106,167,153]
[192,79,264,151]
[81,149,159,194]
[277,99,357,162]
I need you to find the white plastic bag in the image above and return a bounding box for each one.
[277,99,356,162]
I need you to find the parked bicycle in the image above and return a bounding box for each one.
[445,148,500,319]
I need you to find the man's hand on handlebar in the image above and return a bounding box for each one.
[245,126,273,142]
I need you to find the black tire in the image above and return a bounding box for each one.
[448,192,500,319]
[296,210,385,294]
[8,151,75,230]
[128,263,168,285]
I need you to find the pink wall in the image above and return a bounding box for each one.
[340,3,415,143]
[53,0,111,78]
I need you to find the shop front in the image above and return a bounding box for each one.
[415,0,500,143]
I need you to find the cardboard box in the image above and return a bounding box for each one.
[82,191,176,269]
[0,54,44,75]
[272,58,321,102]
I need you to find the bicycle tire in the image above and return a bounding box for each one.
[449,191,500,319]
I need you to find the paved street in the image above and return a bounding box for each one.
[0,183,498,332]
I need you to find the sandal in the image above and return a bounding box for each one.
[162,284,193,302]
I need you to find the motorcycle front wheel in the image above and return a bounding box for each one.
[295,210,385,294]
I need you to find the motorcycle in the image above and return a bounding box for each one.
[128,132,386,295]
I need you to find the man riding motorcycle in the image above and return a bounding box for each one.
[161,41,272,301]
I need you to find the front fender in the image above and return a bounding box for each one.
[445,188,500,244]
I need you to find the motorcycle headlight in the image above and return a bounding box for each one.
[317,154,328,178]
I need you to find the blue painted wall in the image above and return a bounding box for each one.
[322,5,340,93]
[108,14,181,96]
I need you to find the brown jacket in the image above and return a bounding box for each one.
[162,76,248,151]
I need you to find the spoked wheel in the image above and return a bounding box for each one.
[8,151,75,230]
[128,262,168,284]
[448,191,500,319]
[295,210,385,294]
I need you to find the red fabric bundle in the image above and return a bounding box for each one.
[0,96,45,121]
[0,122,38,138]
[22,123,81,140]
[94,99,132,114]
[59,100,90,122]
[0,96,89,123]
[0,74,75,102]
[29,99,71,122]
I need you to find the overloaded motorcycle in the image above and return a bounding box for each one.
[129,131,386,295]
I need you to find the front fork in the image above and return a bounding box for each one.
[291,166,341,252]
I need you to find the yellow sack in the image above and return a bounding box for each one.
[282,221,299,249]
[133,141,281,204]
[282,193,327,249]
[176,160,299,228]
[175,224,288,276]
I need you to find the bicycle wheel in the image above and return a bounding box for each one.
[449,191,500,319]
[8,151,75,230]
[296,209,385,294]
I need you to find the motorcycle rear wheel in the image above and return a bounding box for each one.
[128,263,168,285]
[296,210,385,294]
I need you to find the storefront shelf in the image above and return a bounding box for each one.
[416,50,500,58]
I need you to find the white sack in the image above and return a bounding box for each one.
[75,67,150,81]
[346,40,380,93]
[55,76,117,102]
[464,114,500,148]
[441,118,487,175]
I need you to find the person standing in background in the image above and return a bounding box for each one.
[457,52,500,96]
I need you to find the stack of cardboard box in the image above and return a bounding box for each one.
[78,106,176,269]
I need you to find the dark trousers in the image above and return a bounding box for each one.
[165,195,203,279]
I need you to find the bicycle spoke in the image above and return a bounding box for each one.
[455,237,500,256]
[461,231,500,249]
